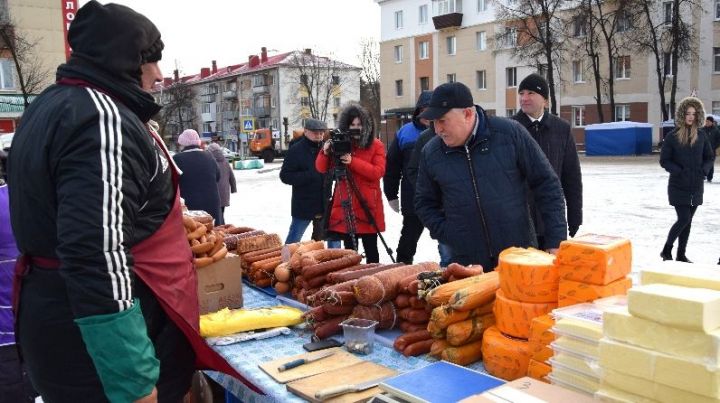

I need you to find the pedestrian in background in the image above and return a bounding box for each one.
[316,104,386,263]
[660,97,715,263]
[414,82,567,270]
[512,73,583,245]
[702,116,720,182]
[173,129,222,224]
[383,91,432,264]
[207,143,236,225]
[280,118,339,247]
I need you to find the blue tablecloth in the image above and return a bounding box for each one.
[206,285,487,402]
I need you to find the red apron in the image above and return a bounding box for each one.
[13,105,263,395]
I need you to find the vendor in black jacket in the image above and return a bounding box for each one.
[512,73,583,247]
[280,118,335,245]
[414,82,566,270]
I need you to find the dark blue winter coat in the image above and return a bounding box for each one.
[414,106,567,269]
[660,128,715,206]
[173,146,221,223]
[383,119,427,215]
[280,135,328,220]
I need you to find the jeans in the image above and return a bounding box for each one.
[438,243,453,267]
[285,217,341,248]
[395,214,425,264]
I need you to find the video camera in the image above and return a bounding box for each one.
[328,129,353,156]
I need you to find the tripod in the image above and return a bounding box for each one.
[323,164,395,263]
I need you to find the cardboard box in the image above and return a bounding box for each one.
[197,253,243,314]
[459,377,595,403]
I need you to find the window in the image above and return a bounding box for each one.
[333,97,341,107]
[716,0,720,19]
[537,64,548,80]
[663,2,673,24]
[394,45,403,63]
[476,31,486,51]
[446,36,456,55]
[615,104,631,122]
[663,52,673,76]
[573,17,586,37]
[614,56,631,79]
[419,4,428,24]
[476,70,487,90]
[435,0,461,15]
[506,67,517,87]
[395,10,404,29]
[202,103,211,113]
[203,123,212,133]
[616,10,631,32]
[713,101,720,116]
[419,41,429,59]
[572,106,585,127]
[714,47,720,73]
[300,74,308,85]
[447,73,456,83]
[420,76,430,91]
[395,79,403,96]
[300,97,310,106]
[331,75,340,85]
[477,0,487,12]
[503,27,518,48]
[506,109,517,117]
[573,60,584,83]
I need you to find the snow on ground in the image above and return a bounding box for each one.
[226,155,720,270]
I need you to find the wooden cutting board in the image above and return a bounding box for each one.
[258,347,362,384]
[286,361,397,403]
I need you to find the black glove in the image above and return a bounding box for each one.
[568,225,579,238]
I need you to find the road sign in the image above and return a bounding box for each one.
[242,118,255,133]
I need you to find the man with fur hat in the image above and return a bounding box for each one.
[7,2,251,402]
[383,91,433,264]
[512,73,583,248]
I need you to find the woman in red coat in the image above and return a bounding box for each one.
[316,104,386,263]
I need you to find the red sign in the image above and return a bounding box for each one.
[61,0,78,60]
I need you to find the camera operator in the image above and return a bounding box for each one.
[315,104,386,263]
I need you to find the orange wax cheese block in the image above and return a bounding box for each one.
[494,289,557,339]
[527,359,552,382]
[558,277,632,307]
[556,234,632,285]
[528,314,555,346]
[531,345,553,362]
[481,325,532,381]
[497,247,559,303]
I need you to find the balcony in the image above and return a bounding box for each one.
[223,90,237,100]
[201,112,216,123]
[432,12,462,30]
[254,107,270,117]
[252,85,270,94]
[222,111,239,120]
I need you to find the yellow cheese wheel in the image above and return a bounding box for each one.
[558,277,632,307]
[481,325,532,381]
[493,289,557,339]
[497,247,559,303]
[556,234,632,285]
[527,359,552,382]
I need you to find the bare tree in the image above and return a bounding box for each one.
[358,38,381,125]
[495,0,566,115]
[0,10,51,108]
[571,1,606,122]
[155,77,196,147]
[286,50,354,124]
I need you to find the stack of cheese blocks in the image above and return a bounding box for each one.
[598,263,720,403]
[555,234,633,307]
[482,247,558,381]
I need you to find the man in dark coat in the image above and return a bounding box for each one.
[415,82,567,270]
[513,73,583,247]
[280,118,335,245]
[173,129,222,223]
[383,91,432,264]
[702,116,720,182]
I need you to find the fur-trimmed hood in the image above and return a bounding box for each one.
[675,97,705,129]
[337,103,375,149]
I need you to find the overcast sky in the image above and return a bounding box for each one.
[79,0,381,78]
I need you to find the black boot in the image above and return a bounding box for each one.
[660,245,673,261]
[717,258,720,266]
[676,255,693,263]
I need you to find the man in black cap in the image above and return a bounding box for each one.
[702,116,720,182]
[281,118,339,246]
[512,73,583,248]
[383,91,433,264]
[414,82,566,270]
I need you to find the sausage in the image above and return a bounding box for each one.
[399,308,430,324]
[393,329,431,352]
[399,321,429,333]
[182,215,198,231]
[395,293,410,308]
[326,263,404,284]
[186,224,207,241]
[211,245,227,261]
[403,339,434,357]
[194,257,213,268]
[300,249,359,268]
[305,274,327,289]
[313,315,348,340]
[191,241,214,255]
[322,303,355,316]
[409,296,426,310]
[302,306,328,324]
[302,254,364,279]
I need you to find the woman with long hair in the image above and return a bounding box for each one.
[659,97,715,262]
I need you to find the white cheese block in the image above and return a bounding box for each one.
[604,305,720,366]
[628,283,720,332]
[600,338,720,398]
[641,263,720,290]
[595,387,657,403]
[602,368,720,403]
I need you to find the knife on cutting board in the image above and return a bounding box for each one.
[314,375,392,401]
[277,350,336,372]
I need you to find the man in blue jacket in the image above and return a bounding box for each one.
[414,82,567,270]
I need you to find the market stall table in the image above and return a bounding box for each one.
[205,285,488,402]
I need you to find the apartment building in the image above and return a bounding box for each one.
[377,0,720,147]
[154,48,361,150]
[0,0,72,133]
